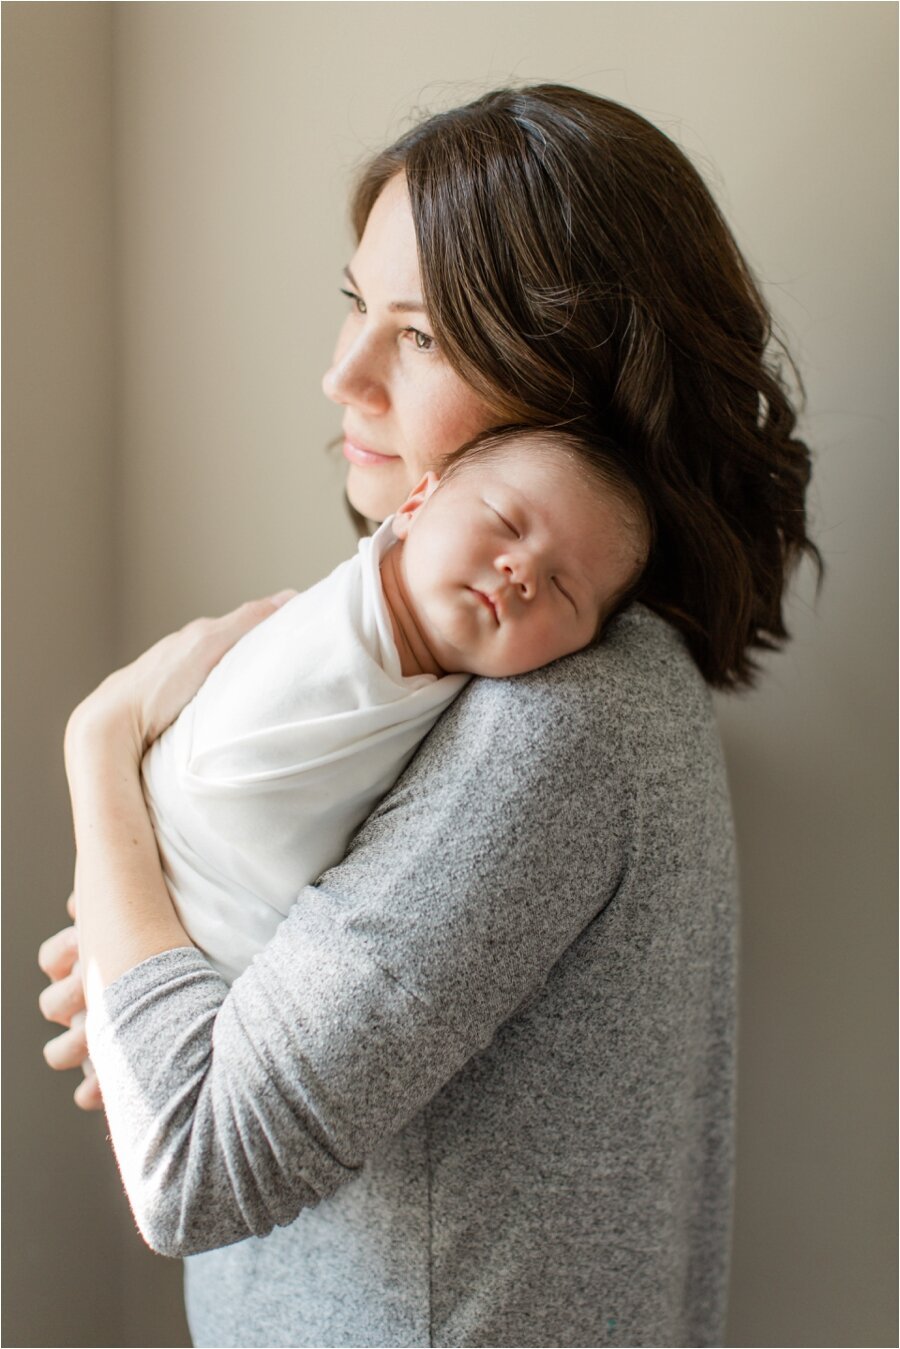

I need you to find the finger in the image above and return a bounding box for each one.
[226,592,297,636]
[74,1072,104,1112]
[187,594,299,680]
[37,924,79,980]
[242,591,297,612]
[67,890,77,922]
[42,1020,89,1072]
[225,592,297,638]
[186,593,293,641]
[38,967,85,1027]
[174,597,296,695]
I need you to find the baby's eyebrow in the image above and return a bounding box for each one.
[343,266,427,314]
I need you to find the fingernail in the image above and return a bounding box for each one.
[269,589,297,608]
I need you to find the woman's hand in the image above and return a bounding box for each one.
[38,893,102,1111]
[64,589,297,766]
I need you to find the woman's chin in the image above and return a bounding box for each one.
[345,463,406,526]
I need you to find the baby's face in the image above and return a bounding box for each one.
[390,444,644,678]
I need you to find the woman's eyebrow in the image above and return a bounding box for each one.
[342,265,427,314]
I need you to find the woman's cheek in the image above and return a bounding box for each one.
[415,375,496,466]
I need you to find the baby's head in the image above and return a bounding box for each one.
[383,425,652,679]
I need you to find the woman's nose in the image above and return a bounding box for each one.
[496,553,535,600]
[321,330,389,415]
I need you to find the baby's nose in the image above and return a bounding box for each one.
[497,555,535,600]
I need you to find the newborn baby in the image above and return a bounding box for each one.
[141,426,649,982]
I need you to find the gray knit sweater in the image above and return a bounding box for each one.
[86,604,738,1348]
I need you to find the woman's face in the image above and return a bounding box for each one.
[322,174,497,523]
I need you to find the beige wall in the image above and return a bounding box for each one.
[4,4,895,1346]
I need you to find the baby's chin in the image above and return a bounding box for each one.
[449,651,549,680]
[460,642,586,679]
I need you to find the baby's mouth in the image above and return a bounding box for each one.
[470,588,500,625]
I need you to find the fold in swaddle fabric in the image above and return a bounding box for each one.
[141,521,468,984]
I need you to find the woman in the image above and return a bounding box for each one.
[39,85,818,1347]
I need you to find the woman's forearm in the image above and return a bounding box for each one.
[65,715,194,1001]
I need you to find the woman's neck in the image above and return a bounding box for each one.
[379,542,445,679]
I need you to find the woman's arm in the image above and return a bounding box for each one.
[64,719,194,996]
[77,640,642,1258]
[39,592,296,1086]
[65,595,297,996]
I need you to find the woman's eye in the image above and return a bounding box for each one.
[339,288,366,315]
[403,327,437,353]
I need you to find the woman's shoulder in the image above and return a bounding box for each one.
[453,604,711,737]
[391,605,719,810]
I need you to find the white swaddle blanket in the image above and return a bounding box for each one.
[141,520,469,983]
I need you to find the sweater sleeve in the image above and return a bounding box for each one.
[86,652,634,1258]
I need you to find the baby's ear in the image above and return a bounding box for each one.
[391,471,441,539]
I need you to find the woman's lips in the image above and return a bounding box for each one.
[342,437,400,468]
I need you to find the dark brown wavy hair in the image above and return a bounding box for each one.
[350,84,822,689]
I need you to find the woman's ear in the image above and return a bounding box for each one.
[391,471,441,539]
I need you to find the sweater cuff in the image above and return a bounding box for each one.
[85,947,226,1062]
